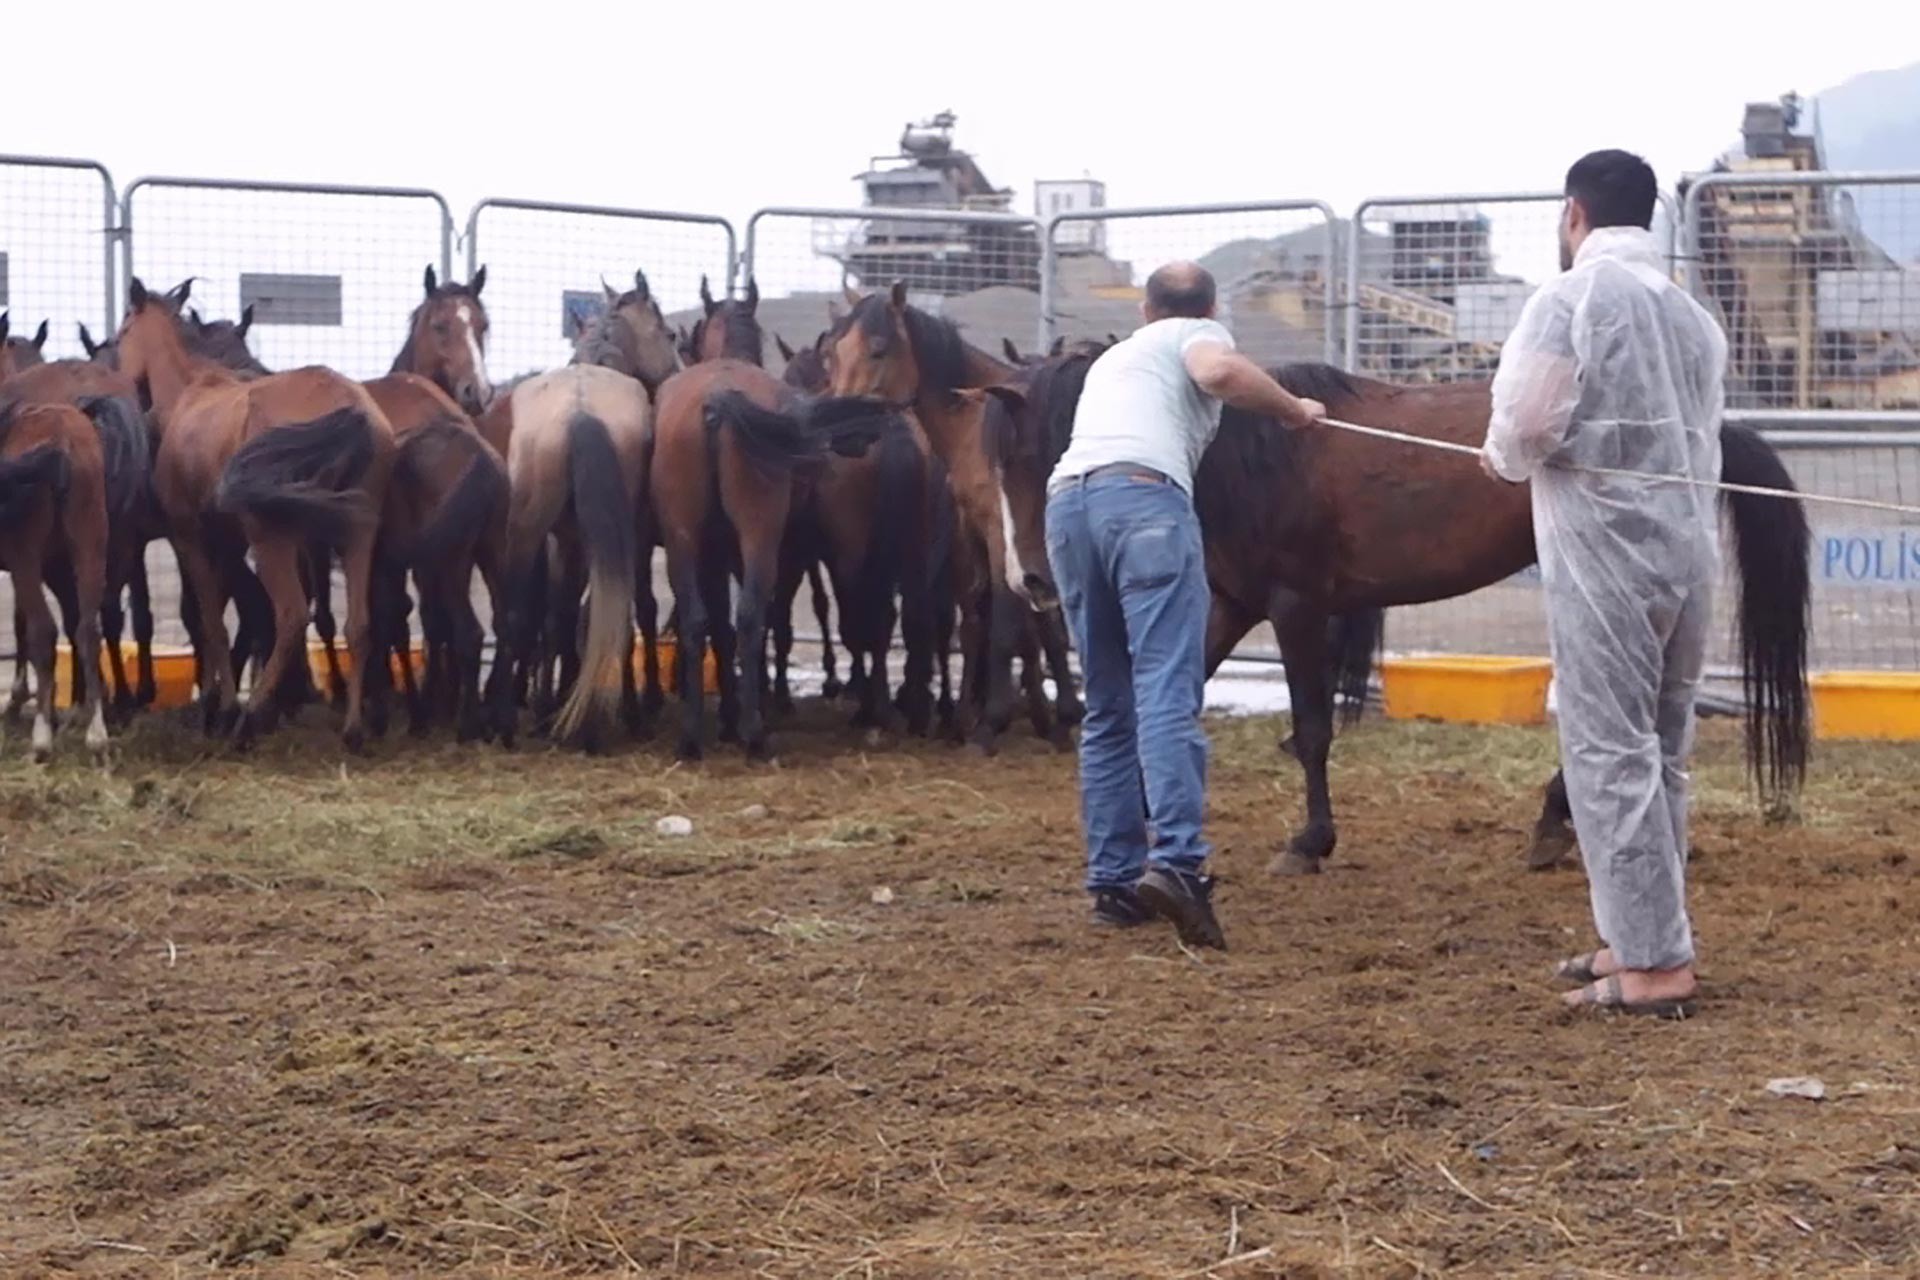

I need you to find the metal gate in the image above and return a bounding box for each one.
[1041,200,1340,365]
[121,177,454,380]
[0,155,118,360]
[464,198,736,379]
[743,205,1043,365]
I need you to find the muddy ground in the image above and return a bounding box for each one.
[2,701,1918,1278]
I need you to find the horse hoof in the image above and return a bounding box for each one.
[1276,734,1300,761]
[1268,849,1324,877]
[342,727,367,756]
[1525,828,1578,871]
[1048,727,1075,753]
[677,742,704,763]
[745,739,774,764]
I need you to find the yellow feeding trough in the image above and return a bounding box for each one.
[49,643,198,710]
[1381,654,1553,727]
[638,637,720,695]
[1810,671,1920,741]
[307,641,425,687]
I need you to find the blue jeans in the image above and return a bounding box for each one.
[1045,474,1211,890]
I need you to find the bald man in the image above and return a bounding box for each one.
[1045,262,1324,949]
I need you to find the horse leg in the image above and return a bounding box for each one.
[704,555,740,745]
[129,548,156,707]
[336,530,380,753]
[1038,605,1081,731]
[1269,591,1338,876]
[307,541,347,710]
[235,537,309,747]
[14,560,59,762]
[770,555,803,717]
[810,561,840,699]
[736,538,781,760]
[1017,617,1060,747]
[100,547,134,718]
[635,558,664,725]
[1527,768,1579,871]
[67,517,110,758]
[442,570,486,744]
[5,602,29,722]
[974,586,1021,752]
[175,532,240,735]
[47,561,81,726]
[666,541,708,761]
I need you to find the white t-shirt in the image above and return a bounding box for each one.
[1049,317,1234,496]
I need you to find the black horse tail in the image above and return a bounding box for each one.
[1328,607,1385,726]
[551,412,635,745]
[76,394,149,524]
[0,444,71,531]
[702,390,902,472]
[215,407,376,547]
[1718,422,1810,805]
[867,423,923,618]
[399,417,508,572]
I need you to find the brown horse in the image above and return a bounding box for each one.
[1,357,155,717]
[392,266,493,419]
[1011,354,1811,875]
[0,399,110,760]
[0,313,49,377]
[115,278,397,749]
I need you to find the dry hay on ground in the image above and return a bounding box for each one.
[2,704,1918,1277]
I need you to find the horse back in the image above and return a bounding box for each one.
[362,372,470,439]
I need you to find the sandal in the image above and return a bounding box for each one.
[1553,951,1604,985]
[1567,972,1697,1020]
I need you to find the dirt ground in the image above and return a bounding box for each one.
[2,700,1918,1279]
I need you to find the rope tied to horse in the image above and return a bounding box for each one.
[1314,415,1920,519]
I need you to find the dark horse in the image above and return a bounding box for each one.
[1013,354,1809,875]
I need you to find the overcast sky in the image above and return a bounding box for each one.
[11,0,1911,228]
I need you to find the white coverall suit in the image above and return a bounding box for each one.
[1483,225,1726,972]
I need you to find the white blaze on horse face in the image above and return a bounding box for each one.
[457,304,492,406]
[999,481,1031,605]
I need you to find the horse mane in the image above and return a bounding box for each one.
[691,302,766,365]
[898,304,973,393]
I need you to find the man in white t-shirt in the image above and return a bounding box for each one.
[1046,262,1324,948]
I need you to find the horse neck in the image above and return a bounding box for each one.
[913,395,980,477]
[959,342,1015,388]
[139,321,214,422]
[391,325,419,375]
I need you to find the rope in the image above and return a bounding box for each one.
[1315,415,1920,519]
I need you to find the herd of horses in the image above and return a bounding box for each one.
[0,264,1814,872]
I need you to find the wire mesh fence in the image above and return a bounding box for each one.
[1042,201,1339,366]
[1684,171,1920,418]
[464,200,736,379]
[0,156,117,361]
[121,178,453,381]
[743,207,1044,369]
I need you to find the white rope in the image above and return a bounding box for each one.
[1316,415,1920,519]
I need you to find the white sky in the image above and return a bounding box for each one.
[11,0,1911,228]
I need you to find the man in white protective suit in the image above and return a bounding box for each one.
[1480,150,1725,1018]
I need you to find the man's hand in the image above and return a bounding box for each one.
[1292,398,1326,429]
[1480,448,1518,483]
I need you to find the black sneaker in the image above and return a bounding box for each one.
[1090,885,1152,928]
[1135,865,1228,951]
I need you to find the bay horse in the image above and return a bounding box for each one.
[1,356,155,718]
[0,313,49,373]
[114,278,397,749]
[1013,355,1810,875]
[392,265,493,419]
[0,399,111,761]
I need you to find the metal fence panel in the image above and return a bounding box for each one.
[743,206,1043,365]
[1041,201,1340,366]
[0,155,117,360]
[1683,170,1920,424]
[121,177,453,380]
[465,199,735,379]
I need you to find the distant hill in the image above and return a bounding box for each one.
[1815,61,1920,262]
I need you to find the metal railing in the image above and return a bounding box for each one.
[0,154,119,357]
[464,198,736,376]
[1040,200,1341,365]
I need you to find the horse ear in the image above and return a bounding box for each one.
[827,299,845,324]
[602,277,620,306]
[0,311,9,341]
[842,282,862,308]
[128,279,148,311]
[1049,335,1065,356]
[982,384,1028,415]
[470,265,486,297]
[237,304,256,339]
[187,307,205,330]
[424,265,438,296]
[699,275,716,317]
[889,280,908,309]
[168,277,193,307]
[30,319,48,350]
[632,269,651,302]
[745,277,759,314]
[78,322,97,355]
[1002,338,1023,363]
[775,333,795,362]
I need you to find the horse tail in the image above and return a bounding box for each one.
[1718,422,1810,805]
[701,390,902,473]
[552,412,635,744]
[399,417,508,572]
[76,395,149,524]
[0,444,71,531]
[868,423,923,616]
[1328,607,1384,726]
[215,407,376,547]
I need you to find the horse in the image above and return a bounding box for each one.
[0,356,155,718]
[825,285,1074,749]
[78,323,118,367]
[392,265,493,419]
[0,399,111,761]
[0,313,49,375]
[1011,354,1810,876]
[114,278,397,749]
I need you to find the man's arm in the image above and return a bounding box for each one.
[1184,341,1323,428]
[1482,290,1579,483]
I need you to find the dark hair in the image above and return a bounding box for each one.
[1145,263,1216,319]
[1565,150,1657,230]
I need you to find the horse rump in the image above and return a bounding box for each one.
[76,394,151,524]
[215,407,377,547]
[551,411,635,746]
[395,416,508,571]
[1718,422,1810,803]
[0,443,71,530]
